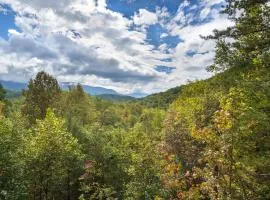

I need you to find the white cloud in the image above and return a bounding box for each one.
[202,0,223,7]
[133,9,158,26]
[0,0,232,95]
[178,0,190,10]
[160,33,168,38]
[0,0,172,94]
[153,0,234,93]
[200,7,211,19]
[0,3,8,13]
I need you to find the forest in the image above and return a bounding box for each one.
[0,0,269,199]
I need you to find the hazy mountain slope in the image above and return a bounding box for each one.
[60,82,119,96]
[0,80,119,96]
[97,94,135,102]
[0,81,27,91]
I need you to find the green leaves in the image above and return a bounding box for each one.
[206,0,270,72]
[22,71,61,124]
[25,109,84,199]
[0,83,6,101]
[162,65,270,199]
[0,115,28,200]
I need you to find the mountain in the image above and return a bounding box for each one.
[97,94,135,102]
[0,80,184,103]
[60,82,119,96]
[140,86,183,108]
[129,92,148,98]
[140,67,250,109]
[5,90,22,99]
[0,80,121,96]
[0,80,27,91]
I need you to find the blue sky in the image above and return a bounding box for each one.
[107,0,183,17]
[0,0,231,95]
[0,5,17,40]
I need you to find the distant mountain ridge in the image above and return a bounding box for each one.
[60,82,118,96]
[0,80,135,99]
[0,81,27,91]
[97,94,135,101]
[0,80,183,104]
[139,86,183,108]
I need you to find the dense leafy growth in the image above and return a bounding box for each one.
[139,86,183,109]
[0,0,269,199]
[22,71,61,124]
[0,84,6,101]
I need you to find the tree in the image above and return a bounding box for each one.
[25,109,83,200]
[162,67,270,199]
[190,85,270,199]
[58,84,96,135]
[22,71,61,124]
[0,83,6,101]
[0,114,28,200]
[79,127,129,199]
[123,123,165,199]
[205,0,269,72]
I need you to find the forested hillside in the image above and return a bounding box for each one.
[0,0,269,199]
[139,86,183,108]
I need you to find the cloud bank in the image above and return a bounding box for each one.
[0,0,232,95]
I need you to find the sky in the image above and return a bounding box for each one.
[0,0,233,96]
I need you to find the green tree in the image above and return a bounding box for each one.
[205,0,269,72]
[25,109,83,200]
[123,124,165,199]
[190,85,270,199]
[0,113,28,200]
[58,84,97,137]
[79,127,129,199]
[22,71,61,124]
[162,67,270,199]
[0,83,6,101]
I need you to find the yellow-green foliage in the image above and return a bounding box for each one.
[1,1,269,199]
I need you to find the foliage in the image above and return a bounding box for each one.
[25,109,84,200]
[0,83,6,101]
[205,0,270,72]
[5,90,21,99]
[1,0,269,199]
[97,94,135,102]
[162,66,270,199]
[140,86,183,109]
[22,71,61,124]
[0,113,28,200]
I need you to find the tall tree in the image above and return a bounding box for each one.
[25,109,83,200]
[0,114,28,200]
[0,83,6,101]
[22,71,61,124]
[205,0,269,72]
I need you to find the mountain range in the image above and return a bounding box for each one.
[0,80,137,100]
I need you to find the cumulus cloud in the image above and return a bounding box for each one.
[133,9,158,26]
[200,7,211,19]
[0,0,231,95]
[0,0,172,93]
[150,0,234,93]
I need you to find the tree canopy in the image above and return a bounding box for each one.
[22,71,61,124]
[1,0,269,199]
